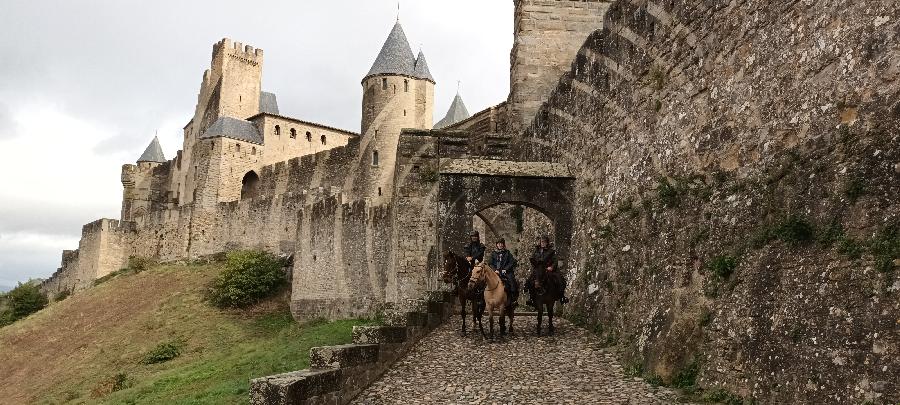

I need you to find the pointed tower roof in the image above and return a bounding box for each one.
[137,136,166,163]
[366,22,417,80]
[413,50,435,83]
[435,93,471,129]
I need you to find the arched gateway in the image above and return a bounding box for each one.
[435,159,575,271]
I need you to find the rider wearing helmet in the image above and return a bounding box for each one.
[488,238,519,307]
[526,235,569,306]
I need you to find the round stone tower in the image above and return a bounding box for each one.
[357,21,435,203]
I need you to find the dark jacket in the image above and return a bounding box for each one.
[529,245,556,271]
[489,249,517,274]
[463,242,486,264]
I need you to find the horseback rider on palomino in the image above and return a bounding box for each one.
[526,235,569,306]
[488,238,519,307]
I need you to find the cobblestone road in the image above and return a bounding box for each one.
[353,314,684,404]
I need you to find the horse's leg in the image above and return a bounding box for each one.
[548,301,556,336]
[488,309,495,341]
[459,293,467,336]
[499,309,507,337]
[474,299,485,336]
[536,298,543,336]
[508,306,514,336]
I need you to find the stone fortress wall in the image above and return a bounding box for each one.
[513,0,900,402]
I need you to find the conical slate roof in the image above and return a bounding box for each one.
[366,22,416,79]
[137,136,166,163]
[413,51,435,83]
[435,93,471,129]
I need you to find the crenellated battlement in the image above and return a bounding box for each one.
[212,37,264,66]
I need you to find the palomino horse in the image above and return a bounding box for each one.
[530,266,563,336]
[441,250,485,336]
[468,261,515,340]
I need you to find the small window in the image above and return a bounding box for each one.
[290,128,297,139]
[382,78,387,90]
[372,150,379,166]
[404,79,409,92]
[306,131,312,142]
[236,143,241,152]
[378,187,382,196]
[392,84,396,94]
[274,125,281,136]
[320,134,327,145]
[251,147,256,155]
[403,109,407,116]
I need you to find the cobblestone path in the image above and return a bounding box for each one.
[353,314,684,404]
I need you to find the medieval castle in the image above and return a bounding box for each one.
[36,1,899,401]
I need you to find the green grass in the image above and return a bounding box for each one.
[101,314,368,404]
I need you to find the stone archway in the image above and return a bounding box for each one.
[436,160,575,271]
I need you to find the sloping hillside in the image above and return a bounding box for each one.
[0,262,370,404]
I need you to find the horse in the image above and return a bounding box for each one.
[529,265,563,336]
[468,261,515,340]
[441,250,485,336]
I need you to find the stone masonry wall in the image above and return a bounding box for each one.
[518,0,900,403]
[508,0,611,134]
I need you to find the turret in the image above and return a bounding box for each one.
[122,136,169,221]
[359,21,435,202]
[435,92,471,129]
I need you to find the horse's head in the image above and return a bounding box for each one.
[441,250,458,284]
[467,260,485,290]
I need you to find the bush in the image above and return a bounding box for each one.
[127,256,157,273]
[671,360,700,390]
[142,341,182,365]
[55,290,71,302]
[870,224,899,273]
[844,178,866,203]
[707,255,739,279]
[0,282,48,326]
[774,215,815,244]
[207,250,287,308]
[837,237,864,260]
[657,177,680,208]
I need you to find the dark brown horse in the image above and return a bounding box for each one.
[441,250,485,336]
[530,265,563,336]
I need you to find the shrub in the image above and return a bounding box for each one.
[142,341,182,365]
[127,256,157,273]
[703,388,748,405]
[870,224,899,273]
[843,178,866,203]
[707,255,739,279]
[55,290,71,302]
[0,282,48,326]
[774,215,815,245]
[671,360,700,390]
[657,177,680,208]
[207,250,287,308]
[837,237,864,260]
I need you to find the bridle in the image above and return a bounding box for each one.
[469,263,499,292]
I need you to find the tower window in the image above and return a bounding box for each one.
[393,84,396,94]
[306,131,312,142]
[290,128,297,139]
[403,109,407,116]
[274,125,281,136]
[378,187,382,196]
[404,79,409,92]
[236,143,241,152]
[251,147,256,155]
[382,78,387,90]
[372,150,379,166]
[320,134,327,145]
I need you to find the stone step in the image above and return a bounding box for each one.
[352,325,408,344]
[250,368,342,405]
[310,344,379,369]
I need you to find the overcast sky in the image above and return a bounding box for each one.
[0,0,513,287]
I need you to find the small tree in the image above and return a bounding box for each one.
[207,250,287,308]
[0,282,48,326]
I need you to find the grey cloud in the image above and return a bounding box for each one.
[0,103,15,139]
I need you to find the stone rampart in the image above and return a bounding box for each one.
[517,0,900,402]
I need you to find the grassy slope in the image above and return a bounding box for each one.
[0,263,370,405]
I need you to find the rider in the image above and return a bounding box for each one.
[488,238,518,307]
[526,235,569,306]
[463,230,486,266]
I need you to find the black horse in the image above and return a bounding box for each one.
[441,250,486,336]
[529,264,563,336]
